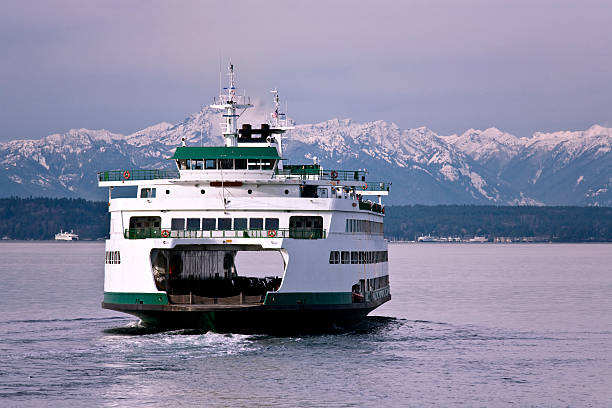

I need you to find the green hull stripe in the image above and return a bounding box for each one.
[104,292,168,305]
[263,292,351,306]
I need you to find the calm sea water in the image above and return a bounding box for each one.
[1,242,611,407]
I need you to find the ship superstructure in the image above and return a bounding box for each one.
[98,64,391,332]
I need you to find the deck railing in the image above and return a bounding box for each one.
[276,167,366,181]
[361,181,391,192]
[98,169,179,182]
[124,227,326,240]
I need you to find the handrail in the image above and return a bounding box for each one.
[98,169,180,182]
[124,227,326,240]
[275,168,365,181]
[360,181,391,192]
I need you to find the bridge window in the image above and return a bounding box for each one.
[130,216,160,229]
[351,251,359,264]
[205,159,216,169]
[250,218,264,230]
[171,218,185,230]
[218,218,232,230]
[186,218,200,230]
[235,159,247,170]
[234,218,247,230]
[192,159,203,170]
[341,251,350,264]
[219,159,233,169]
[265,218,279,230]
[202,218,216,230]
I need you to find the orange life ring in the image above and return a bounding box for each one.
[267,229,277,238]
[161,229,170,238]
[362,182,368,190]
[123,170,130,180]
[330,170,338,179]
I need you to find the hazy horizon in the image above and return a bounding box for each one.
[2,0,611,142]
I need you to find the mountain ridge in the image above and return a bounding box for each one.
[1,107,610,205]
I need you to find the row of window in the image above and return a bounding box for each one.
[171,217,280,231]
[329,250,388,265]
[177,159,277,171]
[105,251,121,264]
[346,219,384,235]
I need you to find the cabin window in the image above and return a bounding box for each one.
[186,218,200,230]
[359,251,365,264]
[329,251,340,264]
[177,160,187,170]
[235,159,247,170]
[261,160,275,170]
[193,159,203,170]
[171,218,185,230]
[218,218,232,230]
[265,218,279,230]
[205,159,216,169]
[140,188,156,198]
[234,218,247,230]
[351,251,359,264]
[341,251,350,264]
[249,218,263,230]
[202,218,216,230]
[129,216,160,229]
[289,216,324,239]
[219,159,233,169]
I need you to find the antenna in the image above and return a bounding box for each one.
[210,61,253,147]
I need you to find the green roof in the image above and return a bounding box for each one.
[171,146,281,160]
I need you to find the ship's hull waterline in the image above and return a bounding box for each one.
[103,295,391,333]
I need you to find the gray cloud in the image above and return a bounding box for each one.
[1,0,611,141]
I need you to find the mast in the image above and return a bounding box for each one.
[268,89,293,170]
[211,62,253,147]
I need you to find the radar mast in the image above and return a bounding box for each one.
[211,62,253,147]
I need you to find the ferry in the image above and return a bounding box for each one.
[55,230,79,241]
[98,64,391,332]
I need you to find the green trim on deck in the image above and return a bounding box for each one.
[263,292,352,306]
[171,146,281,160]
[104,292,169,305]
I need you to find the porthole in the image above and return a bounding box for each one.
[248,189,252,194]
[284,189,289,195]
[200,189,205,194]
[166,190,170,194]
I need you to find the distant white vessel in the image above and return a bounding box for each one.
[468,236,488,243]
[55,230,79,241]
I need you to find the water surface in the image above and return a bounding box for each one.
[1,242,611,407]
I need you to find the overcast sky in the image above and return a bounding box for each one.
[1,0,611,142]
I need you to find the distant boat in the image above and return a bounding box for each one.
[468,236,487,243]
[55,230,79,241]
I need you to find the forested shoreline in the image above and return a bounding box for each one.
[1,197,610,242]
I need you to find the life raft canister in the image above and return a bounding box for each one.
[161,229,170,238]
[330,170,338,179]
[362,182,368,190]
[267,229,277,238]
[123,170,131,180]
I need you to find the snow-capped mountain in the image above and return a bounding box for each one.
[1,106,610,206]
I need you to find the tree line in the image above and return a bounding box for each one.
[1,197,610,242]
[384,205,612,242]
[0,197,109,240]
